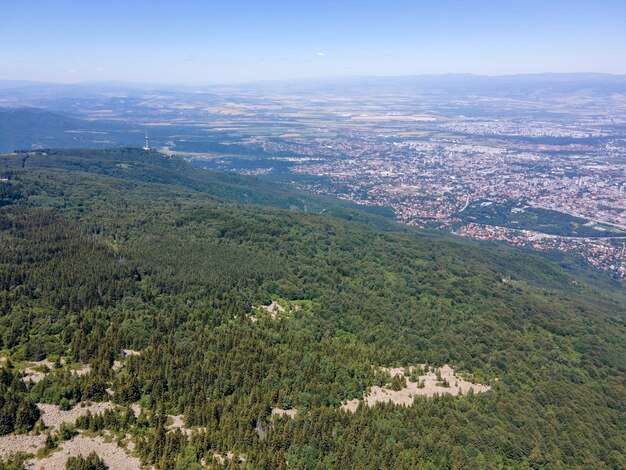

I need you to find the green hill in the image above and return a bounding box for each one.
[1,147,396,221]
[0,148,624,468]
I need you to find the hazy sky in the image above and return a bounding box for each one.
[2,0,625,84]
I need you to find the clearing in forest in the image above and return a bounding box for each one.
[25,434,141,470]
[341,364,491,412]
[248,301,283,322]
[271,407,297,419]
[37,402,114,431]
[19,359,91,383]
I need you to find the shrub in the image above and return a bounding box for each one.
[66,452,108,470]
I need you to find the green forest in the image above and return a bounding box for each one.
[0,149,624,469]
[457,200,626,237]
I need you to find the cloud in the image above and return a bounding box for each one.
[68,69,76,73]
[95,67,103,72]
[316,52,326,57]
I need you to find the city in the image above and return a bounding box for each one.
[1,76,623,279]
[2,0,626,466]
[163,86,626,280]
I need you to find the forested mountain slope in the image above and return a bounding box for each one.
[0,149,624,469]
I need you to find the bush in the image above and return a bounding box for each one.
[389,374,407,391]
[59,422,77,441]
[14,398,40,433]
[66,451,108,470]
[59,398,72,411]
[0,452,30,470]
[44,432,57,450]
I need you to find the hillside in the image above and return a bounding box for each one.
[0,149,624,469]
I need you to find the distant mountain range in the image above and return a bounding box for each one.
[1,73,624,152]
[2,72,626,98]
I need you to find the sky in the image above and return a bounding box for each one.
[1,0,625,84]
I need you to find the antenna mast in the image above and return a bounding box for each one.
[143,130,151,151]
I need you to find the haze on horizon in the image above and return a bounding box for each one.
[2,0,626,85]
